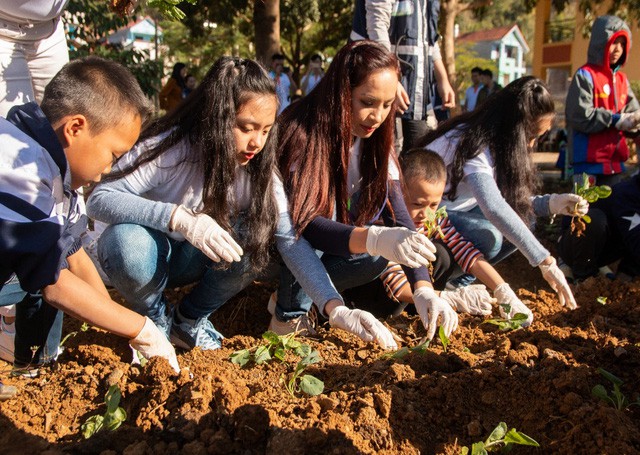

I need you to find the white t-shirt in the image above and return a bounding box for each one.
[270,72,291,115]
[347,137,399,197]
[0,0,69,22]
[301,73,322,96]
[426,128,494,212]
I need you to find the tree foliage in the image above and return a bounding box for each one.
[66,0,163,98]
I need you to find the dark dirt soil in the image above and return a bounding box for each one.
[2,230,640,454]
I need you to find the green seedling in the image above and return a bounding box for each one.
[570,173,612,237]
[422,206,448,239]
[592,367,640,411]
[148,0,197,21]
[439,326,450,352]
[461,421,540,454]
[81,385,127,439]
[596,296,608,305]
[380,340,430,360]
[59,322,90,349]
[284,350,324,397]
[483,305,529,331]
[230,331,311,367]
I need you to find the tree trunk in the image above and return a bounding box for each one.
[253,0,280,65]
[440,0,459,90]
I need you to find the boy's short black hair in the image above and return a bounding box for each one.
[400,148,447,184]
[41,56,152,134]
[272,53,285,61]
[482,68,493,78]
[471,66,482,74]
[310,53,323,62]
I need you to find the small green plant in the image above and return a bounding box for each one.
[59,322,90,349]
[570,173,612,237]
[461,422,540,454]
[483,305,529,331]
[380,340,430,360]
[81,385,127,439]
[439,326,450,352]
[592,368,640,410]
[596,296,608,305]
[284,350,325,397]
[230,331,310,367]
[422,206,448,239]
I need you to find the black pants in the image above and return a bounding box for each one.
[343,241,456,318]
[557,208,640,279]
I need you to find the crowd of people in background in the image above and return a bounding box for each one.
[1,2,640,406]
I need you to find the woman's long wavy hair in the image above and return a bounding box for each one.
[108,57,279,271]
[278,40,400,234]
[420,76,555,220]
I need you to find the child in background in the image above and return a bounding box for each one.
[360,149,535,324]
[565,15,640,186]
[0,57,180,385]
[159,62,187,112]
[558,173,640,282]
[87,56,396,352]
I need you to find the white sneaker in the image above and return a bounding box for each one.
[0,317,15,363]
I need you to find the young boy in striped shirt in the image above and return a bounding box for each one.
[346,149,534,324]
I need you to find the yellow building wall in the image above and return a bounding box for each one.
[534,0,640,82]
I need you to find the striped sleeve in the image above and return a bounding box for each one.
[379,262,407,302]
[439,217,484,273]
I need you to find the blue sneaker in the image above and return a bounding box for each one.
[170,313,223,350]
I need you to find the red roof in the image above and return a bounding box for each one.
[457,24,516,43]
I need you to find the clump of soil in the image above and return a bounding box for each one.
[2,253,640,455]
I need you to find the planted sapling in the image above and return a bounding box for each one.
[439,326,450,352]
[283,350,324,397]
[483,305,529,331]
[81,385,127,439]
[380,340,430,360]
[230,331,310,367]
[570,173,611,237]
[461,421,539,454]
[592,367,640,410]
[422,206,448,239]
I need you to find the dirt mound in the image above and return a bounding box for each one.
[2,253,640,454]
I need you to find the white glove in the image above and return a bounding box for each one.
[440,284,494,316]
[539,257,578,309]
[413,286,459,340]
[169,205,243,263]
[493,283,534,326]
[549,193,589,216]
[328,305,397,350]
[130,317,180,373]
[366,225,436,268]
[614,111,640,131]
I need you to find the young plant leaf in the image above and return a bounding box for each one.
[485,421,508,444]
[597,367,623,386]
[230,349,251,367]
[254,345,272,365]
[262,331,280,345]
[299,374,324,396]
[301,350,322,366]
[273,346,287,362]
[470,441,488,455]
[503,428,540,446]
[596,296,608,305]
[295,344,312,358]
[438,326,450,352]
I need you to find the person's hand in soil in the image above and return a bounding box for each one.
[130,317,181,373]
[412,286,459,340]
[493,283,534,326]
[549,193,589,216]
[327,304,397,349]
[440,284,494,316]
[539,257,578,309]
[365,225,436,268]
[169,205,243,263]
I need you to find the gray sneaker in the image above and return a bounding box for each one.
[266,291,318,336]
[170,315,223,350]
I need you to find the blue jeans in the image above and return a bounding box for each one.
[98,223,272,324]
[276,252,388,320]
[446,205,517,264]
[0,277,63,367]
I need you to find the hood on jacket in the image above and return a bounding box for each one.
[588,15,631,69]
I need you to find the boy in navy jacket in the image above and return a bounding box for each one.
[0,57,179,396]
